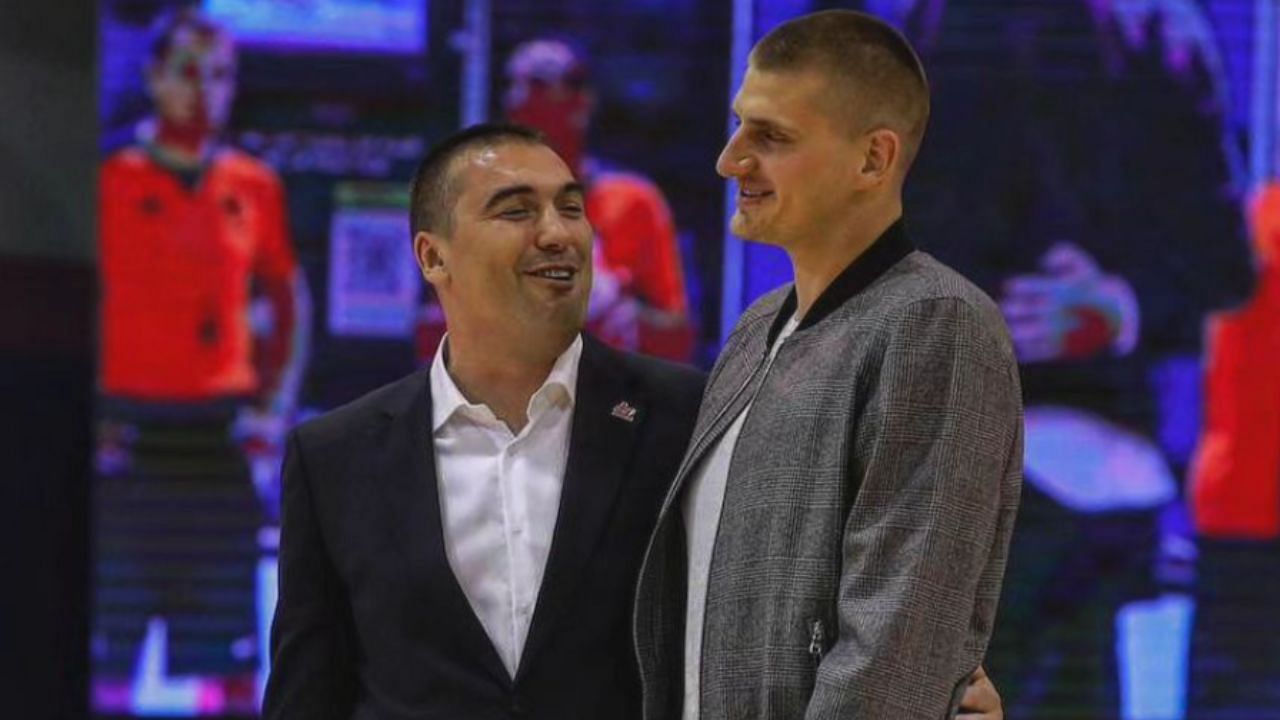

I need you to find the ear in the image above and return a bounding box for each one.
[414,230,449,289]
[858,128,901,187]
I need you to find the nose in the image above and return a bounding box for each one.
[534,207,574,252]
[716,130,752,179]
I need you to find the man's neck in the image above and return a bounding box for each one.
[146,117,214,169]
[788,201,902,320]
[443,328,574,433]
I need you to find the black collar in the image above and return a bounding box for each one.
[767,217,915,345]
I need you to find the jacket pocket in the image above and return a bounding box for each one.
[942,670,970,720]
[807,618,827,670]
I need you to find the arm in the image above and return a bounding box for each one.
[590,177,693,361]
[999,243,1140,363]
[253,171,310,416]
[262,431,356,719]
[807,297,1023,719]
[255,269,311,415]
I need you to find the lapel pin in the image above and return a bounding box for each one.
[610,401,637,423]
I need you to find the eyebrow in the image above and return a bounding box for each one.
[481,182,586,212]
[742,116,792,135]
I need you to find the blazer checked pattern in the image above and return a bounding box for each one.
[634,223,1024,720]
[264,336,704,720]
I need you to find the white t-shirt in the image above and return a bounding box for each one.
[681,315,799,719]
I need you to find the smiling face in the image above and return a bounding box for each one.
[716,65,874,251]
[416,141,593,353]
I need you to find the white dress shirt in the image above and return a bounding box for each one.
[682,315,798,720]
[429,334,582,678]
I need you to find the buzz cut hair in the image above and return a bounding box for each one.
[750,9,930,170]
[409,123,548,239]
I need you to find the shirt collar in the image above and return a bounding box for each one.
[429,334,583,433]
[767,216,915,345]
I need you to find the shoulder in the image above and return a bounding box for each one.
[585,336,705,411]
[791,252,1015,376]
[862,253,1016,371]
[869,252,1007,335]
[620,349,706,400]
[293,370,425,450]
[211,148,284,191]
[101,147,154,178]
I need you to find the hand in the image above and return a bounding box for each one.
[231,407,289,522]
[957,665,1002,719]
[586,246,640,350]
[1000,242,1138,362]
[232,405,288,453]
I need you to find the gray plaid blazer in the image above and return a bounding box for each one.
[633,225,1023,720]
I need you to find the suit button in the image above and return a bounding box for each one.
[510,698,527,716]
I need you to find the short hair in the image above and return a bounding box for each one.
[751,10,930,168]
[409,123,548,238]
[148,7,232,63]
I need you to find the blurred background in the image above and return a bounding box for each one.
[1,0,1277,718]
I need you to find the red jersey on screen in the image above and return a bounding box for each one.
[587,171,686,314]
[586,170,692,360]
[1191,184,1280,539]
[99,147,296,400]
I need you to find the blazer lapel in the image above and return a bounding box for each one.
[516,337,640,681]
[375,369,511,687]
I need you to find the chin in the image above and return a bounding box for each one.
[731,213,775,243]
[730,217,759,242]
[735,224,781,247]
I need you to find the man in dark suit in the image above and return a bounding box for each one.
[263,124,1005,719]
[263,124,704,719]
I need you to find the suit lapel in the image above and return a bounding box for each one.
[375,370,511,687]
[516,337,640,681]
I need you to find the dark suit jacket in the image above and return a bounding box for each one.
[263,336,705,720]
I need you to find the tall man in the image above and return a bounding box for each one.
[264,124,1005,718]
[633,11,1023,720]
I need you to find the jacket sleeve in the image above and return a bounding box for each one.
[262,430,357,719]
[806,297,1023,720]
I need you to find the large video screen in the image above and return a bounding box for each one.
[202,0,427,54]
[90,0,1277,718]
